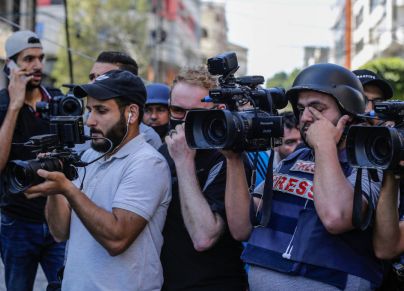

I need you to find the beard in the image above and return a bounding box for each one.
[25,70,42,91]
[26,80,41,91]
[152,124,169,139]
[91,114,127,153]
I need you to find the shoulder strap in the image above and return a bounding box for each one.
[352,168,374,230]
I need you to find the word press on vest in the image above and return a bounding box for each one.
[273,160,315,200]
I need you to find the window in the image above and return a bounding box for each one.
[370,0,386,12]
[355,7,363,28]
[355,38,364,53]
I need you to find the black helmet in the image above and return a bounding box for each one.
[286,63,366,119]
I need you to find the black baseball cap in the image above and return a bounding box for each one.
[73,70,146,107]
[353,69,393,99]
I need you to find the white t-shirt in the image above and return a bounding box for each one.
[62,135,171,291]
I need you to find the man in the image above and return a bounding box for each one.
[272,111,302,168]
[143,83,170,141]
[25,70,171,290]
[353,69,393,119]
[374,162,404,256]
[88,51,161,149]
[247,111,301,185]
[223,63,382,290]
[0,30,66,290]
[160,66,247,291]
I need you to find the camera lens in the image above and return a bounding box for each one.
[60,96,83,116]
[367,135,391,166]
[6,158,62,194]
[14,165,30,188]
[204,118,227,145]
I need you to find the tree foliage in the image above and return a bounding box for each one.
[51,0,150,88]
[265,68,300,111]
[359,57,404,100]
[266,68,300,90]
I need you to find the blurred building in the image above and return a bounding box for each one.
[303,46,330,67]
[333,0,404,69]
[200,1,248,76]
[148,0,204,84]
[1,0,248,85]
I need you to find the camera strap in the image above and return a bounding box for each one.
[250,149,274,227]
[352,168,375,230]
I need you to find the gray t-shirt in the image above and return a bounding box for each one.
[62,135,171,291]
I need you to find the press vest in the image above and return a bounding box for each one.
[242,148,383,289]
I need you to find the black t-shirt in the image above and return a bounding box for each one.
[0,87,61,223]
[159,144,248,291]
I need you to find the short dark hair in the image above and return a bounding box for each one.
[281,111,298,130]
[95,51,138,76]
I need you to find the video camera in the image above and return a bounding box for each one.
[37,84,84,117]
[346,100,404,171]
[184,52,288,152]
[5,115,87,194]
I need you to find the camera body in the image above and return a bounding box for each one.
[37,84,84,117]
[5,115,86,194]
[185,52,287,152]
[346,100,404,171]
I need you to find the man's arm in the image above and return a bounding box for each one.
[45,194,71,242]
[166,124,224,251]
[0,70,32,171]
[373,171,404,259]
[26,170,148,256]
[306,107,362,234]
[223,152,252,241]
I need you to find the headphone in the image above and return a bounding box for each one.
[127,112,132,125]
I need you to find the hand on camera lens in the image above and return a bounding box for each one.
[166,124,196,163]
[25,169,71,197]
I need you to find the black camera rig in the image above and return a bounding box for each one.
[37,84,84,118]
[185,52,288,152]
[5,116,87,194]
[347,100,404,171]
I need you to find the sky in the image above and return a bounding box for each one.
[205,0,337,79]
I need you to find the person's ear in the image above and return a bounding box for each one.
[127,104,139,124]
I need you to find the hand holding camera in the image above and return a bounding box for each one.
[24,168,74,198]
[166,123,196,163]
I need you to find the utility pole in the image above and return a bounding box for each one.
[152,0,163,82]
[345,0,352,69]
[12,0,21,31]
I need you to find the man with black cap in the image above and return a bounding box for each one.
[0,30,66,290]
[143,83,170,141]
[88,51,162,149]
[353,69,393,123]
[25,70,171,290]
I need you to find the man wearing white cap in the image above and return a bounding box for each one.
[0,30,66,290]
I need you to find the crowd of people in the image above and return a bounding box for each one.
[0,29,403,291]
